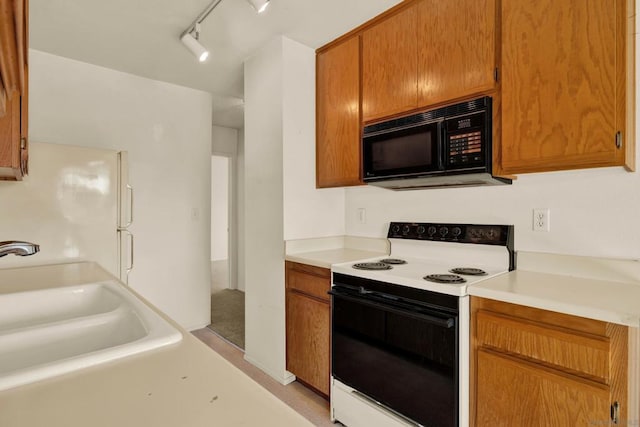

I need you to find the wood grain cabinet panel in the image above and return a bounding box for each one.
[471,297,628,427]
[417,0,496,107]
[287,264,330,302]
[476,349,611,427]
[476,310,610,382]
[0,0,28,180]
[500,0,630,174]
[316,36,361,188]
[362,4,418,122]
[285,262,331,397]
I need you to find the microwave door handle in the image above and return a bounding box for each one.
[437,120,446,170]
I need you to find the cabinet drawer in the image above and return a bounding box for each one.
[285,262,330,301]
[476,310,610,382]
[476,348,610,426]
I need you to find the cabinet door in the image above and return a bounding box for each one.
[0,0,28,180]
[476,349,611,427]
[286,291,330,396]
[417,0,496,107]
[316,36,361,188]
[500,0,626,174]
[362,4,418,122]
[0,95,21,179]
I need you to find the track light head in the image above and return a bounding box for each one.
[181,32,209,62]
[247,0,270,13]
[180,0,270,63]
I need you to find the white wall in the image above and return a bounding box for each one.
[346,164,640,259]
[237,129,246,293]
[244,37,288,383]
[212,125,239,156]
[282,39,345,240]
[28,50,213,330]
[243,36,344,383]
[211,156,228,261]
[345,21,640,260]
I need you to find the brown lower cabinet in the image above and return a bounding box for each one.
[471,297,628,426]
[285,261,330,398]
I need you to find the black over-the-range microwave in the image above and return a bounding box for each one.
[362,96,511,190]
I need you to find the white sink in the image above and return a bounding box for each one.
[0,281,182,391]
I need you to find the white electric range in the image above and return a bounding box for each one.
[329,222,515,427]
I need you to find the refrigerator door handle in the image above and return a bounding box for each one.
[122,184,134,228]
[121,229,134,284]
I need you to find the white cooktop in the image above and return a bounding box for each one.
[331,238,512,297]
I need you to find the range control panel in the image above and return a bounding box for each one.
[387,222,512,247]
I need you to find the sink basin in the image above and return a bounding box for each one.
[0,281,182,391]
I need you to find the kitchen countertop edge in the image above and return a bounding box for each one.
[285,236,389,269]
[468,269,640,328]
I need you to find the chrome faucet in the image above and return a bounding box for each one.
[0,241,40,257]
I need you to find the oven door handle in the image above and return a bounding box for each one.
[329,289,456,329]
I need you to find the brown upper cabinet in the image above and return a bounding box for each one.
[499,0,634,174]
[362,0,498,123]
[362,4,418,123]
[316,0,635,187]
[316,35,362,188]
[0,0,29,181]
[416,0,497,108]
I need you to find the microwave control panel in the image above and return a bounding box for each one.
[444,112,488,168]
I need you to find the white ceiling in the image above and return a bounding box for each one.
[30,0,401,128]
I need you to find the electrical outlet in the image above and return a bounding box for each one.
[533,208,550,232]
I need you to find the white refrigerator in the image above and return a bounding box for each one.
[0,141,133,282]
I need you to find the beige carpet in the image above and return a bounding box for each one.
[207,289,245,349]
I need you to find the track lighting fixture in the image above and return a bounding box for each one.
[246,0,270,13]
[180,0,271,62]
[180,24,209,62]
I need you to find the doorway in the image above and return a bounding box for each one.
[209,154,244,349]
[211,155,230,291]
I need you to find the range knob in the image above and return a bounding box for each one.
[402,225,411,235]
[417,225,426,235]
[427,226,437,236]
[451,227,462,237]
[439,226,449,237]
[391,224,401,234]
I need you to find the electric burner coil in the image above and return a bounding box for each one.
[423,274,466,284]
[352,262,393,271]
[449,267,487,276]
[380,258,407,265]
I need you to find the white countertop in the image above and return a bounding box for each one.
[286,248,386,269]
[285,235,388,269]
[0,262,313,427]
[468,252,640,327]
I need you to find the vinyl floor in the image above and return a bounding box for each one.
[192,328,335,426]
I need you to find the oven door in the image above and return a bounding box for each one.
[330,286,458,427]
[362,120,443,181]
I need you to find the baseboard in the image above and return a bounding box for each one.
[186,322,211,332]
[243,354,296,385]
